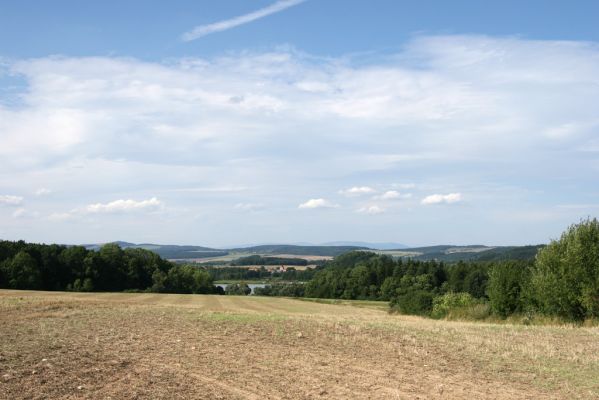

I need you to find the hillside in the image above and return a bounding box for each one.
[227,244,369,257]
[80,241,544,262]
[83,242,227,259]
[2,290,597,399]
[379,244,544,262]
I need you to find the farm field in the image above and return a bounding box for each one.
[169,252,333,264]
[1,290,598,399]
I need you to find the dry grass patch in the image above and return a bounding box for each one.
[1,290,598,399]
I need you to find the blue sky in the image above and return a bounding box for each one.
[1,1,598,247]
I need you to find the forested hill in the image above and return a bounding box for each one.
[227,244,369,256]
[0,240,221,294]
[82,242,227,259]
[78,242,543,262]
[378,245,544,262]
[83,243,369,259]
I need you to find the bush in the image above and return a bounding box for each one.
[487,261,531,318]
[225,283,251,296]
[530,218,599,321]
[391,290,434,316]
[431,292,480,319]
[254,283,305,297]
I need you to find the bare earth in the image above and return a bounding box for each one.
[1,290,598,399]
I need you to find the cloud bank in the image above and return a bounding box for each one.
[1,35,598,245]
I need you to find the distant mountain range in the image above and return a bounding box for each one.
[82,241,544,262]
[320,241,409,250]
[376,245,545,262]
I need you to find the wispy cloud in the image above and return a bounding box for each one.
[357,205,385,215]
[34,188,51,196]
[298,198,338,209]
[373,190,411,201]
[84,197,163,214]
[339,186,376,196]
[47,197,164,221]
[3,34,599,244]
[234,202,264,212]
[182,0,306,41]
[0,195,23,206]
[421,193,462,205]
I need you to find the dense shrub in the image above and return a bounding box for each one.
[431,292,479,319]
[391,290,434,316]
[254,283,305,297]
[530,218,599,321]
[225,283,251,295]
[487,261,531,317]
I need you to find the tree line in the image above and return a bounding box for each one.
[230,255,310,266]
[2,218,597,322]
[206,265,318,282]
[259,219,599,322]
[0,241,222,294]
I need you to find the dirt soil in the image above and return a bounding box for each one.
[1,290,598,399]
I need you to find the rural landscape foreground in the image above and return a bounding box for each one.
[1,290,598,399]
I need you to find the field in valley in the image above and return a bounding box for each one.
[1,290,598,399]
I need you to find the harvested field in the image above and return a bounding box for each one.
[1,290,598,399]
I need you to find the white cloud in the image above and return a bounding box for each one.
[0,195,23,206]
[421,193,462,205]
[34,188,51,196]
[12,208,39,219]
[357,205,385,215]
[182,0,306,41]
[298,198,338,209]
[1,35,599,244]
[340,186,376,196]
[373,190,412,200]
[84,197,163,214]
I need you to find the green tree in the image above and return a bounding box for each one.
[225,283,251,296]
[487,261,530,317]
[530,218,599,320]
[5,251,41,289]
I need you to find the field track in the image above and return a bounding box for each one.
[1,290,598,399]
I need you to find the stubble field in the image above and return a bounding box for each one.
[1,290,598,399]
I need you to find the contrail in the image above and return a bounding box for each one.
[182,0,306,42]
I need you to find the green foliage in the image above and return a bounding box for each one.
[206,265,317,282]
[445,261,489,298]
[487,261,531,317]
[0,240,219,295]
[391,290,434,316]
[225,283,252,296]
[4,251,41,289]
[530,218,599,321]
[161,265,215,294]
[254,283,305,297]
[431,292,480,319]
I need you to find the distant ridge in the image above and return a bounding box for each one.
[377,244,545,262]
[81,241,544,262]
[321,241,409,250]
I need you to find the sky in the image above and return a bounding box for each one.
[1,0,599,248]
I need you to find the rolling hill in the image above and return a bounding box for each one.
[82,241,544,262]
